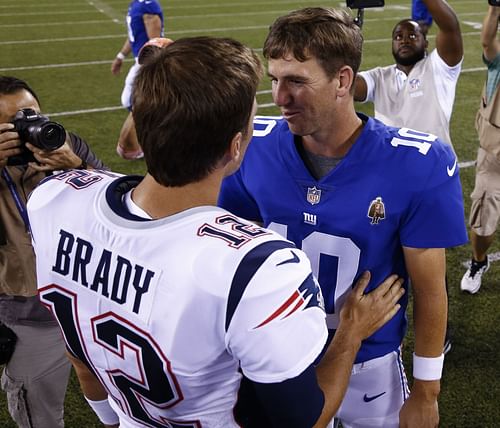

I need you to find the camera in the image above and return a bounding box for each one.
[347,0,385,8]
[7,108,66,165]
[488,0,500,6]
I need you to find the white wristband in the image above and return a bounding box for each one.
[84,397,120,425]
[116,52,126,61]
[412,353,444,381]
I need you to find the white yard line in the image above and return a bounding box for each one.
[85,0,123,23]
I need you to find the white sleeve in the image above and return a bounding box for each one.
[430,49,463,121]
[226,247,327,384]
[358,69,377,103]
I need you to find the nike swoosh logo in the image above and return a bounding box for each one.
[363,392,386,402]
[276,250,300,266]
[447,159,458,176]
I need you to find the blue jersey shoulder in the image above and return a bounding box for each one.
[128,0,164,57]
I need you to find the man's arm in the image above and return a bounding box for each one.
[67,352,119,428]
[353,74,368,102]
[422,0,463,66]
[312,272,405,427]
[399,247,447,428]
[481,6,500,62]
[111,39,132,75]
[143,13,163,39]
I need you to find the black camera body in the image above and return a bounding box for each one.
[347,0,385,8]
[488,0,500,6]
[8,108,66,166]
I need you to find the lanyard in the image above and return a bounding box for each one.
[1,168,30,231]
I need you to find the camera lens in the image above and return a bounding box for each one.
[38,123,66,150]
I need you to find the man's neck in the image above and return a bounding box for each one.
[302,111,364,158]
[130,173,222,219]
[396,63,415,76]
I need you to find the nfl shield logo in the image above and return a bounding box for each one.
[409,78,421,90]
[307,186,322,205]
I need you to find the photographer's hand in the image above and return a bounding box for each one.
[0,123,23,169]
[26,141,84,172]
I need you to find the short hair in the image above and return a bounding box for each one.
[132,36,263,187]
[0,76,40,105]
[392,19,427,40]
[263,7,363,78]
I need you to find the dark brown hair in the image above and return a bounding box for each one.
[132,36,262,187]
[263,7,363,78]
[0,76,40,105]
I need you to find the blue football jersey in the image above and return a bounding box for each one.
[219,114,468,363]
[127,0,164,58]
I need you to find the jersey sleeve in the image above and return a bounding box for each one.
[400,142,468,248]
[225,243,327,384]
[219,170,263,223]
[140,0,163,15]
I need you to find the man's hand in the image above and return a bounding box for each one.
[399,379,440,428]
[339,271,404,342]
[111,57,123,75]
[0,123,23,168]
[26,140,83,172]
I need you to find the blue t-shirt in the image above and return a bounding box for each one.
[127,0,164,58]
[219,114,468,363]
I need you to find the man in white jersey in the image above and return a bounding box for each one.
[354,0,463,147]
[27,37,403,428]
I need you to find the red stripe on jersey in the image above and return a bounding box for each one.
[254,290,302,329]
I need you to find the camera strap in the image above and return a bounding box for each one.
[1,168,30,231]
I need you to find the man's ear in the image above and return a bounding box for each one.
[221,132,243,177]
[230,132,242,163]
[336,65,355,98]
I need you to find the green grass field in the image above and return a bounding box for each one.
[0,0,499,426]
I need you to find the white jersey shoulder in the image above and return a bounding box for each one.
[28,173,327,427]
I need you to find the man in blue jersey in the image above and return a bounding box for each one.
[219,7,467,428]
[111,0,163,160]
[28,37,404,428]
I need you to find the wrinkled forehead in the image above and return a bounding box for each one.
[392,20,422,37]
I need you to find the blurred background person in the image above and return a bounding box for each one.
[0,75,106,427]
[111,0,164,160]
[461,4,500,294]
[354,0,463,148]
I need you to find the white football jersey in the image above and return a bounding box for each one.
[27,170,327,428]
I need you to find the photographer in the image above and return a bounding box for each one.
[0,75,105,427]
[461,3,500,294]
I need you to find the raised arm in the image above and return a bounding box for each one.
[422,0,463,66]
[481,6,500,61]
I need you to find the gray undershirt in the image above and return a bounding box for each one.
[303,149,343,180]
